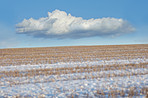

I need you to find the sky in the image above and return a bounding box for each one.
[0,0,148,48]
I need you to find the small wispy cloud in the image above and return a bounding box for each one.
[16,9,135,39]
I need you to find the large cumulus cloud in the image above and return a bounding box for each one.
[16,10,135,39]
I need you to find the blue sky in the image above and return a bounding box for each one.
[0,0,148,48]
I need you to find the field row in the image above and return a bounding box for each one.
[0,45,148,66]
[0,62,148,79]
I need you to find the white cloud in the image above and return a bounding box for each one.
[16,9,135,39]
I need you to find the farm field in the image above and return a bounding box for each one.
[0,44,148,97]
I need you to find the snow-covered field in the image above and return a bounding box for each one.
[0,45,148,97]
[0,58,148,97]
